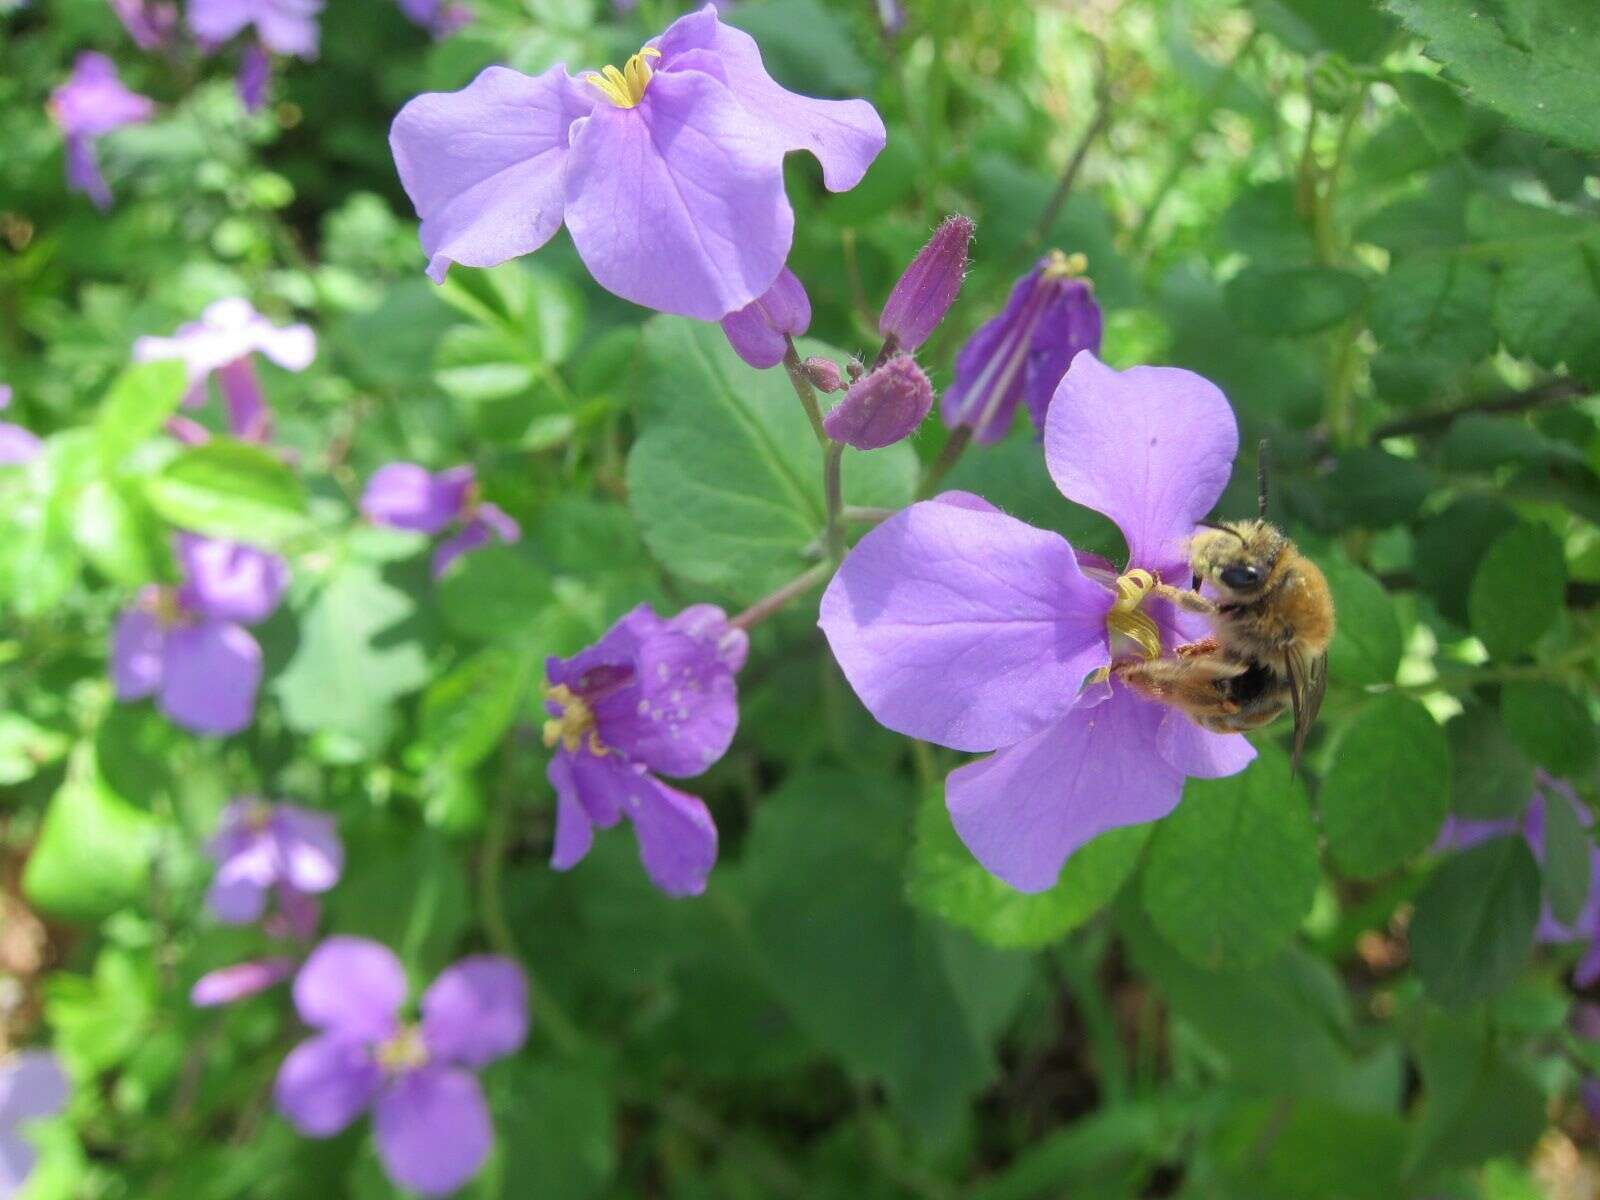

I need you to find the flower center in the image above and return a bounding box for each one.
[376,1025,428,1073]
[1041,249,1088,281]
[583,47,662,109]
[1087,569,1165,685]
[542,683,605,755]
[143,585,186,627]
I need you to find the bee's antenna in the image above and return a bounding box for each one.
[1256,438,1270,519]
[1196,520,1248,544]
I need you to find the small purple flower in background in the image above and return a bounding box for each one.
[48,52,155,210]
[360,463,520,579]
[719,267,811,370]
[820,351,1253,892]
[543,604,746,896]
[0,386,42,467]
[133,297,315,442]
[275,938,527,1197]
[109,0,179,49]
[942,250,1102,444]
[389,3,884,319]
[111,534,288,736]
[187,0,322,111]
[878,214,973,353]
[0,1050,69,1196]
[192,956,298,1007]
[822,354,933,451]
[1435,774,1600,984]
[875,0,905,36]
[396,0,470,37]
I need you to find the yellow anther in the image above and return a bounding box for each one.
[376,1026,428,1073]
[543,683,603,755]
[1042,249,1089,280]
[1105,568,1164,662]
[583,46,662,109]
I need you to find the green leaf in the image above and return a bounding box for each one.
[1500,680,1596,777]
[480,1062,615,1200]
[725,0,874,96]
[1320,449,1434,528]
[1321,553,1402,686]
[144,439,309,544]
[1447,703,1535,820]
[0,713,69,786]
[23,757,161,920]
[1441,414,1589,471]
[72,479,170,587]
[626,318,915,603]
[418,643,537,771]
[94,705,182,811]
[93,360,187,467]
[1541,784,1590,927]
[1320,696,1449,877]
[437,261,585,366]
[1250,0,1396,60]
[1142,746,1319,970]
[275,563,431,750]
[435,545,554,642]
[1468,523,1565,660]
[1384,0,1600,153]
[1492,228,1600,383]
[1411,837,1539,1006]
[1369,257,1494,362]
[328,828,470,974]
[1414,497,1518,626]
[1224,266,1368,336]
[906,790,1148,950]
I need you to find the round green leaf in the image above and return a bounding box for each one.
[1320,696,1449,877]
[1468,524,1565,661]
[1322,554,1402,686]
[1447,703,1535,820]
[1500,681,1597,779]
[1411,837,1539,1008]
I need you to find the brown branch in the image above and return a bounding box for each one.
[1369,379,1589,441]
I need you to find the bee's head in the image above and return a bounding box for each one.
[1188,520,1287,598]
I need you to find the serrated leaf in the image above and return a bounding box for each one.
[144,439,309,544]
[1414,498,1518,626]
[93,360,187,467]
[1468,523,1565,660]
[1321,696,1449,877]
[1225,266,1368,336]
[1369,257,1494,362]
[1411,836,1539,1006]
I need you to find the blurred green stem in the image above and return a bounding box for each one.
[729,561,834,630]
[782,336,828,446]
[1030,45,1112,249]
[824,441,846,561]
[1058,926,1130,1107]
[918,427,971,498]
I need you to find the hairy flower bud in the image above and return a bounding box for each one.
[803,356,845,393]
[719,267,812,369]
[878,214,973,351]
[822,354,933,451]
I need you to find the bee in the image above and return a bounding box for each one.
[1113,447,1335,771]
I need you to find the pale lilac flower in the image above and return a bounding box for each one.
[109,0,179,48]
[205,799,343,925]
[133,298,314,441]
[543,604,746,896]
[942,250,1102,444]
[0,1051,69,1196]
[822,354,933,450]
[389,3,885,319]
[192,956,297,1007]
[111,534,288,736]
[879,214,972,352]
[48,53,155,210]
[0,386,42,467]
[719,267,810,369]
[360,463,520,579]
[275,938,527,1197]
[820,352,1254,892]
[188,0,322,113]
[875,0,905,36]
[1435,774,1600,984]
[396,0,470,36]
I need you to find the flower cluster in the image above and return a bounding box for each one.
[361,462,521,578]
[821,351,1253,891]
[188,0,323,111]
[48,52,154,210]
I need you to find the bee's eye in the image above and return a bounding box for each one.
[1220,564,1262,590]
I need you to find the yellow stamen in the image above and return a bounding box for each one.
[376,1026,428,1073]
[1042,249,1089,280]
[584,47,662,109]
[542,683,605,755]
[1090,569,1165,684]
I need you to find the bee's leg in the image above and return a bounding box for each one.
[1112,654,1247,720]
[1149,582,1218,616]
[1175,636,1220,658]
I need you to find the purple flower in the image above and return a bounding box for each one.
[0,386,42,467]
[205,798,343,925]
[48,53,155,210]
[942,250,1102,444]
[822,353,933,451]
[237,43,271,111]
[0,1050,69,1195]
[820,352,1254,892]
[360,463,520,579]
[275,938,527,1197]
[111,535,288,736]
[543,603,746,896]
[875,0,905,36]
[133,298,315,441]
[719,267,811,369]
[879,214,972,352]
[109,0,179,48]
[389,3,885,319]
[396,0,470,36]
[1436,774,1600,984]
[192,956,297,1007]
[189,0,321,56]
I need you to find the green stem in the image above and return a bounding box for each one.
[1030,48,1113,248]
[728,561,834,630]
[823,441,846,562]
[782,337,828,446]
[917,427,971,498]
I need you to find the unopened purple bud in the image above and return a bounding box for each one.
[879,214,973,352]
[875,0,905,35]
[238,44,272,114]
[191,956,296,1007]
[718,267,812,369]
[803,356,845,393]
[822,354,933,451]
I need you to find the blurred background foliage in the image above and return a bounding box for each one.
[3,0,1600,1196]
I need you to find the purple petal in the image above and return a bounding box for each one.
[191,956,295,1007]
[1577,939,1600,988]
[111,604,166,700]
[292,936,405,1040]
[274,1034,381,1137]
[1044,352,1238,580]
[237,43,272,112]
[187,0,253,47]
[205,871,269,924]
[0,1050,69,1125]
[0,423,42,466]
[176,535,288,624]
[420,957,528,1067]
[430,505,518,578]
[656,5,885,192]
[547,750,628,873]
[0,1131,39,1196]
[591,629,738,777]
[668,603,748,674]
[158,620,262,736]
[253,0,321,57]
[373,1066,492,1197]
[1022,281,1102,433]
[1154,712,1256,779]
[939,262,1043,443]
[821,353,933,451]
[818,499,1113,752]
[271,806,344,894]
[216,357,271,440]
[564,68,792,320]
[624,771,718,896]
[50,52,156,136]
[719,267,810,369]
[361,462,469,535]
[946,690,1184,893]
[390,65,593,285]
[64,134,112,210]
[878,214,972,351]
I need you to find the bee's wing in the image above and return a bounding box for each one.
[1284,647,1328,776]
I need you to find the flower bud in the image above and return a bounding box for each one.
[875,0,905,36]
[878,214,973,352]
[803,356,845,393]
[719,267,812,369]
[822,354,932,451]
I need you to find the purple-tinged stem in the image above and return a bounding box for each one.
[729,561,835,631]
